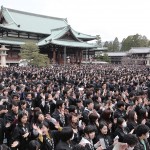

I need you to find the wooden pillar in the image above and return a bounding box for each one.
[76,50,78,63]
[57,49,61,64]
[86,49,88,64]
[64,47,66,66]
[79,50,82,63]
[53,49,56,64]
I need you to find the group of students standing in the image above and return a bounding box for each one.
[0,64,150,150]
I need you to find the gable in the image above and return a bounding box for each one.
[58,30,79,41]
[0,13,7,24]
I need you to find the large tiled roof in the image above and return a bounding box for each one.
[0,6,96,40]
[0,6,68,34]
[38,26,96,48]
[129,47,150,54]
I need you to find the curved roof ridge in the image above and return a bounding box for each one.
[52,26,68,39]
[71,28,96,38]
[131,47,150,49]
[2,6,67,21]
[51,26,67,31]
[1,6,17,25]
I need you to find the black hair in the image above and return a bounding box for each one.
[117,101,125,108]
[92,95,98,102]
[18,112,28,124]
[28,140,40,150]
[85,99,93,107]
[84,125,96,134]
[20,100,27,105]
[39,121,49,129]
[135,124,150,137]
[89,113,98,124]
[69,105,76,113]
[56,100,64,109]
[10,101,19,109]
[137,108,147,124]
[60,127,73,142]
[99,122,107,131]
[127,110,136,122]
[117,117,124,126]
[34,111,44,123]
[123,134,138,147]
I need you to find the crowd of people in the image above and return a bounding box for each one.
[0,64,150,150]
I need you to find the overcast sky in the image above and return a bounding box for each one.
[1,0,150,42]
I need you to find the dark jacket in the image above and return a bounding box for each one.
[0,118,4,144]
[39,130,60,150]
[55,140,72,150]
[82,108,91,125]
[52,109,67,127]
[134,138,150,150]
[113,126,129,142]
[96,134,113,150]
[4,111,18,146]
[114,109,126,119]
[127,121,137,132]
[11,123,33,150]
[40,100,55,115]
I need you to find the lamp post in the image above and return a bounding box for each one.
[0,45,9,67]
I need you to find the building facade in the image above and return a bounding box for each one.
[103,47,150,65]
[0,6,96,65]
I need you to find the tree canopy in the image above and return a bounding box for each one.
[103,37,120,52]
[96,35,102,47]
[113,37,120,51]
[95,53,110,62]
[19,42,49,67]
[121,34,150,51]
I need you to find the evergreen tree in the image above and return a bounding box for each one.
[96,35,102,47]
[19,42,49,67]
[113,37,120,51]
[103,41,113,51]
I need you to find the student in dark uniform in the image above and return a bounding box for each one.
[4,101,19,146]
[113,117,130,142]
[33,121,61,150]
[11,112,34,150]
[55,127,74,150]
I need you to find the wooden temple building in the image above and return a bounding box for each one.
[0,6,96,65]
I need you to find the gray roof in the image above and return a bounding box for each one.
[0,6,96,40]
[105,52,127,57]
[129,47,150,54]
[0,6,68,34]
[0,26,96,48]
[0,38,25,45]
[38,25,96,48]
[48,39,95,48]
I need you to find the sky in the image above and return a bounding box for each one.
[1,0,150,42]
